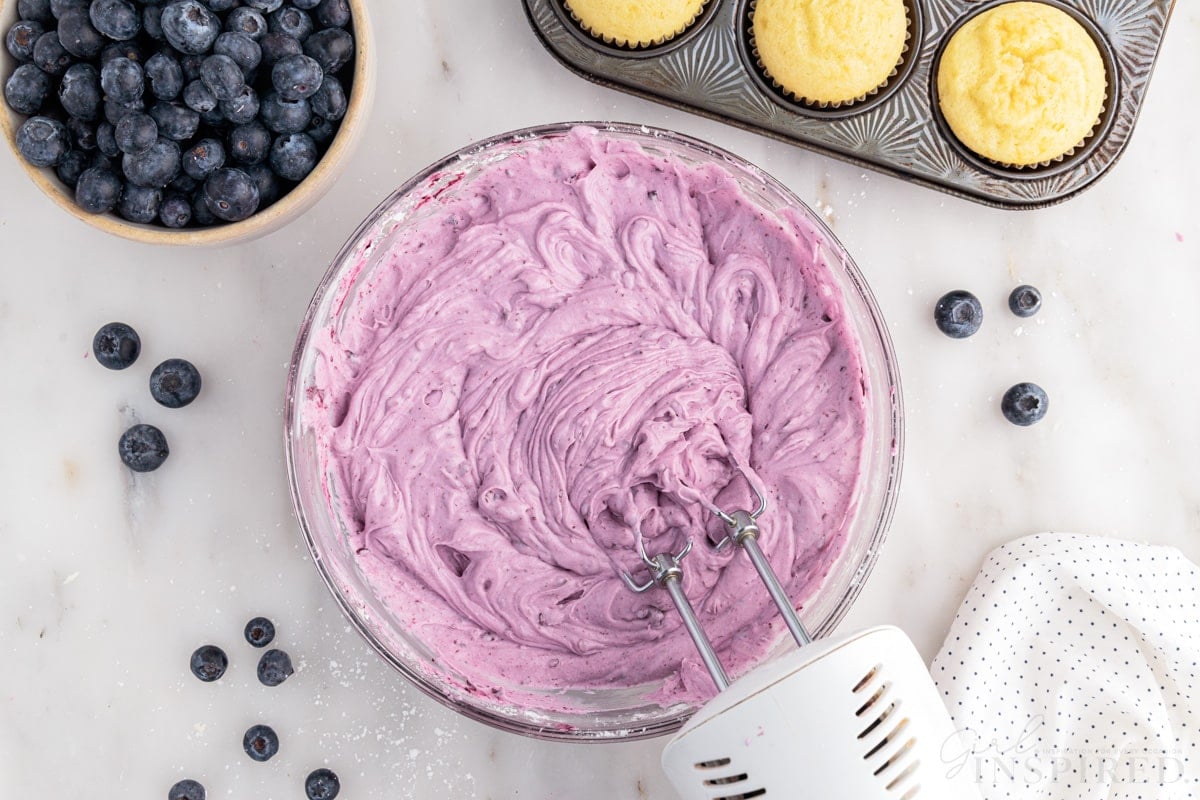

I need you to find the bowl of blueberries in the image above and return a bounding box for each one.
[1,0,373,245]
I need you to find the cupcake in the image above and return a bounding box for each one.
[937,2,1108,167]
[564,0,707,48]
[751,0,909,107]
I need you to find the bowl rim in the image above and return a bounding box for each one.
[0,0,374,247]
[283,120,906,741]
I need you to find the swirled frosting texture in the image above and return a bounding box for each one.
[307,128,868,708]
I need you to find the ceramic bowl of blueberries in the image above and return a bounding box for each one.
[0,0,374,246]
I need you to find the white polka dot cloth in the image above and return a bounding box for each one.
[931,533,1200,799]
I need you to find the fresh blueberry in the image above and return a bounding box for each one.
[57,62,101,120]
[75,165,122,211]
[199,105,227,130]
[224,6,266,39]
[271,53,321,102]
[257,31,300,68]
[309,74,345,121]
[190,189,216,225]
[1001,382,1048,426]
[142,5,164,41]
[18,0,54,23]
[56,147,89,185]
[33,30,73,74]
[67,115,96,149]
[159,192,191,227]
[16,115,70,166]
[95,120,118,155]
[160,0,219,55]
[182,78,216,112]
[56,8,103,57]
[168,779,205,800]
[89,150,114,171]
[117,183,161,223]
[119,423,170,472]
[934,290,983,339]
[89,0,139,40]
[189,644,227,681]
[259,91,309,133]
[206,0,239,11]
[244,0,283,12]
[227,119,270,163]
[268,6,311,40]
[144,50,184,101]
[243,724,280,762]
[244,161,279,205]
[50,0,88,19]
[122,136,180,187]
[244,616,276,647]
[203,167,259,220]
[219,85,258,124]
[268,132,316,181]
[149,101,199,141]
[179,52,203,82]
[103,97,140,124]
[150,358,202,407]
[213,31,260,72]
[256,648,293,686]
[180,137,224,179]
[199,53,243,101]
[1008,285,1042,318]
[5,62,52,115]
[92,321,139,369]
[7,19,45,62]
[99,56,142,103]
[98,38,140,67]
[305,115,334,147]
[114,110,156,153]
[305,768,340,800]
[291,0,321,9]
[315,0,350,29]
[302,27,352,73]
[167,171,197,194]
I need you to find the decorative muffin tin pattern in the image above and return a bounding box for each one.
[522,0,1175,208]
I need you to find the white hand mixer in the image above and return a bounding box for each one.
[620,483,982,800]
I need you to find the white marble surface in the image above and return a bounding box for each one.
[2,1,1199,797]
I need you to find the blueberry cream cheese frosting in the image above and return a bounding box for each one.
[305,127,869,708]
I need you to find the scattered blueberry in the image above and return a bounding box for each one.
[4,62,52,115]
[7,19,45,62]
[88,0,140,41]
[1001,382,1048,427]
[1008,285,1042,318]
[219,84,258,124]
[257,30,300,68]
[224,6,266,39]
[149,100,199,141]
[256,648,293,686]
[181,136,224,179]
[228,120,270,164]
[144,49,184,101]
[159,192,191,227]
[56,148,90,185]
[122,137,180,187]
[302,27,352,73]
[117,183,161,223]
[309,75,345,121]
[58,61,101,120]
[16,115,70,166]
[305,768,340,800]
[314,0,350,29]
[212,30,260,72]
[189,644,227,681]
[92,321,139,369]
[168,779,206,800]
[181,77,217,113]
[99,55,142,102]
[243,724,280,762]
[150,358,202,408]
[244,616,276,648]
[76,166,123,211]
[114,111,157,153]
[119,423,169,472]
[259,91,310,133]
[269,131,316,181]
[268,6,312,40]
[33,30,73,74]
[934,290,983,339]
[160,0,220,55]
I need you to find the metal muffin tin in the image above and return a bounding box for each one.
[522,0,1176,208]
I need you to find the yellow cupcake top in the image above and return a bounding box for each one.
[565,0,706,47]
[752,0,908,105]
[937,2,1107,166]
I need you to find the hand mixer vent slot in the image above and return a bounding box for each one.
[851,666,922,795]
[692,758,767,799]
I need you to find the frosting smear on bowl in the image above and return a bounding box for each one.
[307,127,868,707]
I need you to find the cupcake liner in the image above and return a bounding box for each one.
[748,0,913,110]
[564,0,710,50]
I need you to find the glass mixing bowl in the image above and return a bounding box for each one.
[284,122,904,741]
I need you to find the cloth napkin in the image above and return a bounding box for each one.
[931,533,1200,799]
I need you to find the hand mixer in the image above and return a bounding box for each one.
[621,481,982,800]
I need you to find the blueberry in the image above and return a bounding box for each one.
[58,62,101,120]
[89,0,139,40]
[168,779,205,800]
[89,150,114,171]
[123,136,180,187]
[271,54,321,102]
[305,768,340,800]
[74,165,122,211]
[256,648,293,686]
[182,78,216,112]
[119,423,170,472]
[5,63,52,115]
[190,189,216,225]
[67,115,97,149]
[7,19,45,62]
[98,39,140,67]
[158,192,191,227]
[16,115,70,166]
[149,358,202,407]
[268,6,311,40]
[268,132,316,181]
[160,0,219,55]
[302,27,352,74]
[206,0,238,10]
[199,53,243,101]
[149,101,199,141]
[99,56,142,103]
[257,31,300,68]
[142,5,164,41]
[144,50,184,101]
[203,167,259,220]
[219,85,258,124]
[56,8,103,57]
[244,0,283,12]
[33,30,73,74]
[199,105,227,129]
[305,115,334,147]
[243,724,280,762]
[117,184,161,223]
[244,161,279,205]
[1000,382,1048,426]
[95,120,117,155]
[18,0,54,23]
[50,0,88,19]
[291,0,320,9]
[309,74,345,121]
[213,31,260,72]
[103,97,141,125]
[179,52,203,82]
[227,119,270,164]
[315,0,349,29]
[934,290,983,339]
[244,616,276,647]
[224,6,266,39]
[180,137,223,179]
[189,644,227,681]
[1008,285,1042,318]
[259,91,309,133]
[56,147,89,185]
[167,171,197,194]
[114,110,156,153]
[92,321,139,369]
